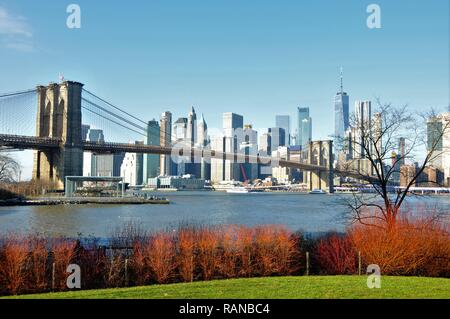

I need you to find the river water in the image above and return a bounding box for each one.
[0,192,448,238]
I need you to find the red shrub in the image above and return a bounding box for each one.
[254,226,298,276]
[217,225,240,279]
[27,236,49,292]
[177,227,196,282]
[0,235,29,294]
[131,241,150,286]
[350,217,450,276]
[235,226,255,277]
[51,239,77,291]
[196,227,220,281]
[147,233,176,284]
[314,233,357,275]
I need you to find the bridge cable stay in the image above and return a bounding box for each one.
[82,89,148,126]
[81,89,178,143]
[81,105,147,137]
[0,89,37,137]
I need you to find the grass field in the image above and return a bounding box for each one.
[4,276,450,299]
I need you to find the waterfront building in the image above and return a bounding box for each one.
[400,164,445,188]
[143,119,161,183]
[297,107,312,148]
[82,128,124,177]
[334,69,350,152]
[275,115,291,146]
[427,112,450,185]
[160,111,173,176]
[147,174,205,190]
[120,141,144,186]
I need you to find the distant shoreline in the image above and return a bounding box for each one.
[0,197,170,207]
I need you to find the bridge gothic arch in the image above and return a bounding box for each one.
[306,140,334,193]
[32,81,84,189]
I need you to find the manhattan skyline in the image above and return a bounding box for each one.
[0,1,448,133]
[0,0,448,179]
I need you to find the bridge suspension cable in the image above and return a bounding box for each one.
[81,88,178,143]
[81,98,147,132]
[0,89,36,99]
[81,105,146,137]
[83,89,148,126]
[0,88,37,137]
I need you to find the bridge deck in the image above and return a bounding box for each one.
[0,134,329,172]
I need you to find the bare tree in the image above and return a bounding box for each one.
[0,153,20,183]
[336,101,450,228]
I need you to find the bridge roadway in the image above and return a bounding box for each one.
[0,134,367,180]
[1,134,326,171]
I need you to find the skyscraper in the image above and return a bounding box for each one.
[210,136,225,183]
[160,111,172,176]
[259,132,271,155]
[297,107,312,148]
[225,112,244,181]
[120,141,144,186]
[241,124,258,181]
[355,100,372,126]
[268,127,286,150]
[143,119,160,183]
[197,114,210,180]
[354,101,372,157]
[398,137,406,165]
[173,117,188,142]
[334,69,350,151]
[81,124,90,141]
[258,132,272,178]
[197,114,208,147]
[187,106,197,146]
[85,129,124,177]
[275,115,290,146]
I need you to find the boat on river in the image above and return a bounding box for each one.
[309,189,328,195]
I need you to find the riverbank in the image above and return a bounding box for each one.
[0,196,170,206]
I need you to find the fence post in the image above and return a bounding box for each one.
[124,258,129,287]
[358,251,362,276]
[306,252,310,276]
[51,262,56,291]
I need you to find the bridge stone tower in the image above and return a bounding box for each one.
[32,81,84,190]
[307,140,334,193]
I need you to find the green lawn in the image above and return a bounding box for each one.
[4,276,450,299]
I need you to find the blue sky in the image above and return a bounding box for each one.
[0,0,449,178]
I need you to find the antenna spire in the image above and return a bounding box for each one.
[340,67,344,93]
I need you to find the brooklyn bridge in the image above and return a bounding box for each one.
[0,80,358,192]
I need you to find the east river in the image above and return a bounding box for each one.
[0,192,449,238]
